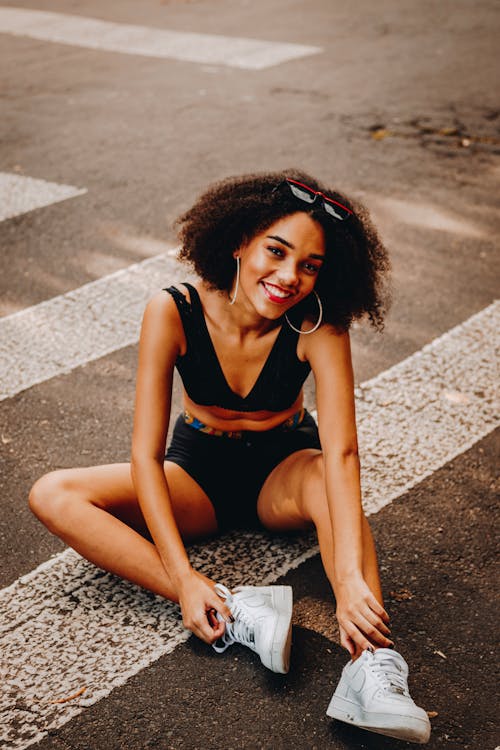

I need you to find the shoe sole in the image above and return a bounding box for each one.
[326,695,431,744]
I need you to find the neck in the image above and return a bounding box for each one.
[229,300,282,340]
[206,286,280,338]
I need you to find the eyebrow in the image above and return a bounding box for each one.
[266,235,325,260]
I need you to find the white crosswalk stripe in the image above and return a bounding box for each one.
[0,172,86,222]
[0,251,193,400]
[0,8,321,70]
[1,301,498,749]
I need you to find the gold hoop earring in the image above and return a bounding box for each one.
[229,256,240,305]
[285,290,323,334]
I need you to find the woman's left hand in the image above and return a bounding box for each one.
[334,573,393,656]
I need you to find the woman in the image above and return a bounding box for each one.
[29,171,431,743]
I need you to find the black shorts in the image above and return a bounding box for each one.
[164,411,321,531]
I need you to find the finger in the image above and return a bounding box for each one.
[339,627,356,657]
[342,621,374,653]
[362,607,392,636]
[194,614,224,644]
[191,615,224,643]
[191,623,214,644]
[367,595,390,623]
[207,619,225,641]
[207,608,219,629]
[206,609,227,639]
[211,584,235,623]
[355,614,394,648]
[211,600,234,624]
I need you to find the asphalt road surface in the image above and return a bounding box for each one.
[1,1,499,749]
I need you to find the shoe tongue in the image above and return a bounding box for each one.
[373,649,408,672]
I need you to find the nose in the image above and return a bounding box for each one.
[277,258,299,287]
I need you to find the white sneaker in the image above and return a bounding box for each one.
[212,583,293,674]
[326,648,431,744]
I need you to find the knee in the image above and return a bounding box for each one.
[29,470,82,531]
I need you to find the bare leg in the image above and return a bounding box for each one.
[257,451,430,741]
[257,449,385,651]
[29,462,218,602]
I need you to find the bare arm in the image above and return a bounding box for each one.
[305,325,390,651]
[131,292,231,640]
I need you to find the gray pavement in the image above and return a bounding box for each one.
[0,1,499,748]
[30,431,500,750]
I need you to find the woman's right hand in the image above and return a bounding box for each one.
[177,570,234,644]
[334,573,393,656]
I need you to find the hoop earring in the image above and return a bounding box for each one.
[285,290,323,334]
[229,256,240,305]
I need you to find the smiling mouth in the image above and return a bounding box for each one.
[261,282,295,303]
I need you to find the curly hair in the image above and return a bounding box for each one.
[175,169,391,331]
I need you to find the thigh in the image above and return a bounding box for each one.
[256,448,322,532]
[54,461,218,542]
[165,415,261,532]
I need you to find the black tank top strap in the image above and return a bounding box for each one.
[164,283,190,312]
[163,283,199,328]
[179,282,205,318]
[163,283,211,354]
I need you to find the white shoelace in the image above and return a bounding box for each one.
[212,584,256,653]
[368,651,409,696]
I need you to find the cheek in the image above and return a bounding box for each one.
[242,251,270,278]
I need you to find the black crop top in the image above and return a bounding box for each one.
[164,283,311,412]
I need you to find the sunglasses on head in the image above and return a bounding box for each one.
[279,178,353,221]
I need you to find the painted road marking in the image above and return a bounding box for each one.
[0,172,86,222]
[0,8,321,70]
[1,301,498,749]
[0,252,194,400]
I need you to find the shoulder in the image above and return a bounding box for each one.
[299,321,350,357]
[143,289,181,325]
[299,322,352,374]
[139,289,187,358]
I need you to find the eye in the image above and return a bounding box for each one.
[266,245,285,257]
[303,262,321,275]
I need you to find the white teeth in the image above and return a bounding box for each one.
[264,283,292,298]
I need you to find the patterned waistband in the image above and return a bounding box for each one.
[183,408,305,439]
